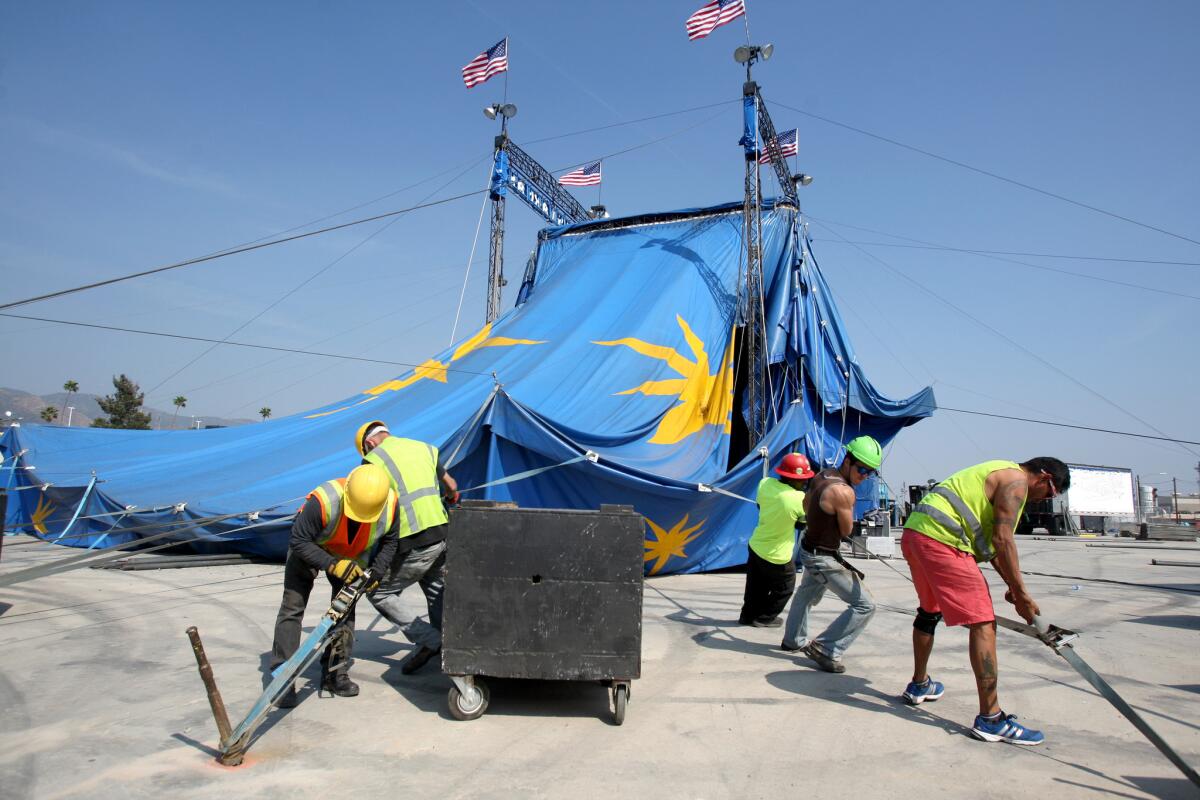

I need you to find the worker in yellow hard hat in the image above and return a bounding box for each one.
[270,463,399,708]
[354,420,459,675]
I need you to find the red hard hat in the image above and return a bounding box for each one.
[775,452,815,480]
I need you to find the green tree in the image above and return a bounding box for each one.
[40,406,59,423]
[62,379,79,426]
[91,374,152,430]
[259,407,272,420]
[171,395,188,429]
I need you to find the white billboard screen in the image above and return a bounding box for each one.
[1066,464,1134,517]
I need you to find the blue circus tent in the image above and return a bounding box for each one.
[1,199,934,575]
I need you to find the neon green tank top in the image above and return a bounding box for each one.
[905,460,1025,563]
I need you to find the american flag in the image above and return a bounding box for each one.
[686,0,746,41]
[462,38,508,89]
[758,128,798,164]
[558,161,602,187]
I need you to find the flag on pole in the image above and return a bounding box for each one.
[686,0,746,40]
[758,128,797,164]
[462,38,508,89]
[558,161,602,187]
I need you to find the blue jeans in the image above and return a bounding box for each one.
[782,543,876,660]
[367,540,445,650]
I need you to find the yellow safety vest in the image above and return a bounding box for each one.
[310,478,396,567]
[364,436,448,538]
[905,460,1026,563]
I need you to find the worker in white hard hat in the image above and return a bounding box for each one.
[355,420,459,675]
[270,463,399,708]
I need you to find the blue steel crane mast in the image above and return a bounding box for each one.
[485,106,591,323]
[736,43,798,445]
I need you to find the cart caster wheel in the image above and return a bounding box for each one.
[448,680,490,721]
[612,684,628,726]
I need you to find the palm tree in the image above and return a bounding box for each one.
[40,406,59,423]
[172,396,187,429]
[62,380,78,425]
[259,407,272,421]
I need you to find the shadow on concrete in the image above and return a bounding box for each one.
[763,669,965,736]
[1122,775,1199,799]
[667,608,748,629]
[1166,684,1200,695]
[170,732,221,760]
[468,677,617,724]
[1052,777,1154,799]
[1037,674,1200,733]
[170,679,318,762]
[688,624,802,664]
[0,601,11,617]
[1123,614,1200,632]
[380,667,619,724]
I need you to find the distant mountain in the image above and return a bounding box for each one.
[0,387,255,430]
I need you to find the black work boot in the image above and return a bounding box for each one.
[321,670,360,697]
[400,645,441,675]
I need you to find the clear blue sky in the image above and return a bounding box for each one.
[2,1,1197,495]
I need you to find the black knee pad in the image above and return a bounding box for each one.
[914,607,942,635]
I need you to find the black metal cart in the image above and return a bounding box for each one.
[441,501,644,724]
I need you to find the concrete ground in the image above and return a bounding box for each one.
[1,535,1198,800]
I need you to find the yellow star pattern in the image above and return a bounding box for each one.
[32,494,55,535]
[643,513,705,575]
[594,316,735,444]
[306,323,544,419]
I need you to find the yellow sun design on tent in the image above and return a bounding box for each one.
[644,513,705,575]
[306,323,544,418]
[32,494,55,535]
[594,316,735,445]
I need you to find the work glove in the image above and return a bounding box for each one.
[363,568,382,592]
[444,489,460,506]
[327,559,364,584]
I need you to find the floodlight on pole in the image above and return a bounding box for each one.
[793,173,813,187]
[484,103,518,121]
[733,43,774,66]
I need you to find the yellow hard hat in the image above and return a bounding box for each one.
[354,419,388,456]
[344,464,391,522]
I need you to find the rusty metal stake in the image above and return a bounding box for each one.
[185,626,242,766]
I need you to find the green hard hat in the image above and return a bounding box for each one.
[844,436,882,469]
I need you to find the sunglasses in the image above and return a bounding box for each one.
[1041,470,1059,498]
[854,464,876,478]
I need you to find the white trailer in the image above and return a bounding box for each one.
[1064,463,1136,533]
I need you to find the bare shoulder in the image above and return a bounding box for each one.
[986,467,1027,506]
[820,481,857,512]
[984,467,1024,494]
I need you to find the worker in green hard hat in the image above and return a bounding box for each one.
[781,435,881,673]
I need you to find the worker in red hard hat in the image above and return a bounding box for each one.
[739,452,816,627]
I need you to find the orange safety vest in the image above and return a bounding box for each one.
[309,478,396,567]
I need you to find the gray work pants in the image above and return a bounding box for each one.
[782,543,876,660]
[367,540,445,650]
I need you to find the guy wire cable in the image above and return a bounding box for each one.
[773,100,1200,249]
[0,511,295,588]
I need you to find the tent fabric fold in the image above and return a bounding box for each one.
[2,199,933,574]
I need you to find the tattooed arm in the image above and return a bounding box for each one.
[987,468,1040,622]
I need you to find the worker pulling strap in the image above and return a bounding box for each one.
[844,529,1200,787]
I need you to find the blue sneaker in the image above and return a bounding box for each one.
[971,712,1045,745]
[902,677,944,705]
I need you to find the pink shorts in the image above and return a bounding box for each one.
[901,528,994,627]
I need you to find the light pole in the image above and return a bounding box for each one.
[65,406,74,427]
[1173,477,1180,523]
